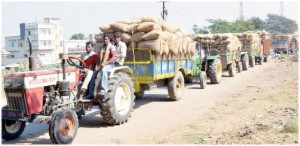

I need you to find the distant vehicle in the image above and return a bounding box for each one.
[273,34,298,54]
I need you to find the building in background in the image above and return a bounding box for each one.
[4,18,63,65]
[64,39,88,56]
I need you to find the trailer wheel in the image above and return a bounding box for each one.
[199,72,207,89]
[49,107,78,144]
[242,54,249,70]
[249,56,255,67]
[263,56,268,62]
[134,90,145,99]
[237,62,242,73]
[168,71,184,101]
[99,72,135,125]
[207,58,222,84]
[228,62,236,77]
[258,57,263,65]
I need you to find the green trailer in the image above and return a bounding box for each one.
[202,44,242,77]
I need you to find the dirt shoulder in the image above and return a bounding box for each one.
[144,55,298,144]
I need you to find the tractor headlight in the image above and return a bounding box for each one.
[4,79,13,87]
[15,79,24,87]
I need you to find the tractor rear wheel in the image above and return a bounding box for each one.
[207,58,222,84]
[168,71,184,101]
[49,107,78,144]
[99,72,135,125]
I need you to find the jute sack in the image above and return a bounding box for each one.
[94,34,103,43]
[177,39,184,54]
[126,24,139,34]
[141,17,160,23]
[162,23,178,33]
[221,33,233,40]
[161,31,172,40]
[187,42,196,59]
[110,23,138,34]
[182,37,191,53]
[168,39,179,55]
[162,39,169,55]
[99,24,114,33]
[174,31,183,38]
[130,32,145,42]
[194,34,207,41]
[128,42,138,48]
[137,22,162,32]
[94,33,115,43]
[141,30,162,41]
[138,39,163,55]
[120,32,131,44]
[116,18,142,24]
[110,23,128,32]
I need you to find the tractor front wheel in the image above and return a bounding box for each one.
[2,119,26,141]
[49,107,78,144]
[2,106,26,141]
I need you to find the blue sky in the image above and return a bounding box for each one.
[1,0,299,46]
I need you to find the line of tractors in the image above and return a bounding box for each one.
[1,30,297,144]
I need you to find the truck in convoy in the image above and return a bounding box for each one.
[273,34,298,54]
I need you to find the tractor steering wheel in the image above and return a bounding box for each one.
[67,56,86,69]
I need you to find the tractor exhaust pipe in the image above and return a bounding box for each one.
[27,37,35,71]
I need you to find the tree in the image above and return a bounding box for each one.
[266,14,298,36]
[192,24,209,34]
[231,19,255,33]
[206,19,255,33]
[249,17,267,30]
[206,19,232,33]
[70,33,85,40]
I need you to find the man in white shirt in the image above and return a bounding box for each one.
[96,32,127,97]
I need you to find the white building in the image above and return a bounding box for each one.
[4,18,64,64]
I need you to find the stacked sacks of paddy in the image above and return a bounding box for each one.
[257,30,271,40]
[233,31,261,52]
[94,17,196,60]
[193,33,242,52]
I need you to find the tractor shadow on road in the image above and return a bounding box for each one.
[77,93,173,128]
[134,93,171,109]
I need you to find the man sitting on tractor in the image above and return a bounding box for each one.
[78,41,98,100]
[95,32,127,97]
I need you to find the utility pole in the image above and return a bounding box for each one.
[240,1,244,20]
[280,1,284,16]
[158,1,169,21]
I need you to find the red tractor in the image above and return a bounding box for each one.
[2,53,135,144]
